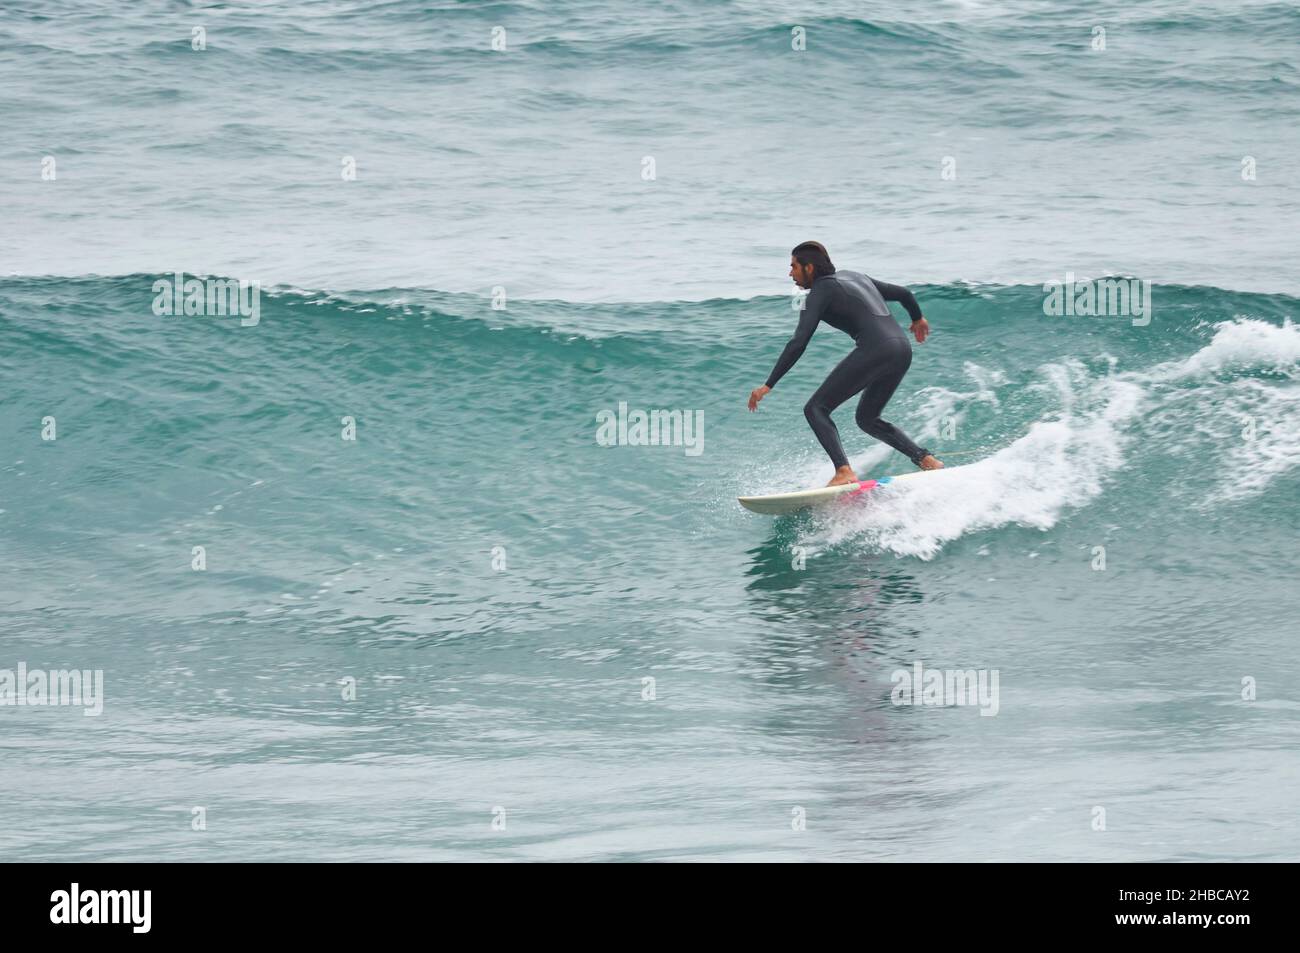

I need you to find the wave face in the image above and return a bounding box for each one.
[2,274,1298,860]
[3,0,1299,297]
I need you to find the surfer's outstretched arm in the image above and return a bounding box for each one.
[749,283,831,411]
[764,282,832,389]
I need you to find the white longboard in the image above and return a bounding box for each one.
[738,469,938,516]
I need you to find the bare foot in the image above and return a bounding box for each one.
[917,455,944,470]
[827,466,859,486]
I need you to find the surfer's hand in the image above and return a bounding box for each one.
[748,385,770,412]
[911,317,930,343]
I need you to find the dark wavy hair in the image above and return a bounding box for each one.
[791,241,836,279]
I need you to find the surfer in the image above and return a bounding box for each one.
[748,241,944,486]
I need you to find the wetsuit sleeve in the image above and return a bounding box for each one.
[765,283,830,389]
[872,278,924,322]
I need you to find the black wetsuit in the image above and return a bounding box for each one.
[765,270,930,469]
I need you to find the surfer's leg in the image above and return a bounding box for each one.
[804,349,872,473]
[853,344,934,466]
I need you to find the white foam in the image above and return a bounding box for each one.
[1141,317,1300,503]
[814,360,1145,560]
[1211,381,1300,502]
[1150,317,1300,381]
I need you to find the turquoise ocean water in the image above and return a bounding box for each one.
[2,1,1298,861]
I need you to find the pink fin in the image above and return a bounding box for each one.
[845,479,878,497]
